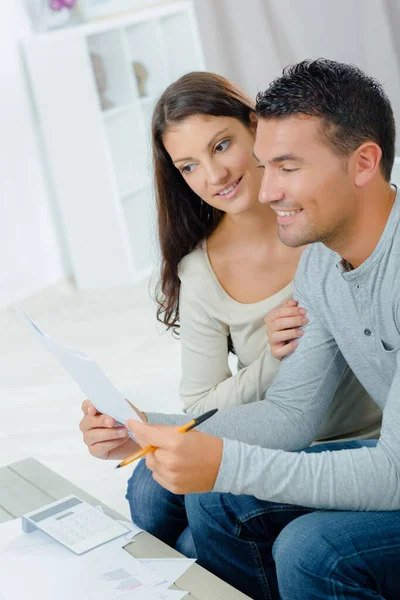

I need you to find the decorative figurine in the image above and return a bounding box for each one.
[90,53,114,111]
[133,61,148,97]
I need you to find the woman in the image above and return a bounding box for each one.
[80,72,381,556]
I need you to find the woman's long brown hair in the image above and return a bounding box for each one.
[152,72,255,334]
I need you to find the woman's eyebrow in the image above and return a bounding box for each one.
[173,128,229,164]
[207,128,229,149]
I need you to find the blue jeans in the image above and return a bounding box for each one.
[185,440,400,600]
[127,440,400,599]
[126,459,197,558]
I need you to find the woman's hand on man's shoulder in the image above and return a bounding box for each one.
[264,299,309,360]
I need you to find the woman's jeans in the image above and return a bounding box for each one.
[126,458,197,558]
[126,440,400,599]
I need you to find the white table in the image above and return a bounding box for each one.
[0,458,251,599]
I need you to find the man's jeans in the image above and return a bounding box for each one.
[127,440,400,599]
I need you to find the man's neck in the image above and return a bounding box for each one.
[333,183,397,270]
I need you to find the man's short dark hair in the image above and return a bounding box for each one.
[256,59,396,181]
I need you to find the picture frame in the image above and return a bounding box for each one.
[24,0,83,32]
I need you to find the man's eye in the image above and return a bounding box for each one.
[215,139,230,153]
[281,167,298,173]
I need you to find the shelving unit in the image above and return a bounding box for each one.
[22,1,205,289]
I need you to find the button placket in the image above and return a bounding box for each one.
[359,288,374,345]
[349,279,375,346]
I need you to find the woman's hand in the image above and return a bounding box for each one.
[264,299,309,360]
[79,399,141,460]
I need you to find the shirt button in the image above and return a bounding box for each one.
[364,328,372,337]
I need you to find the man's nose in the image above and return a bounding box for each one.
[258,172,285,204]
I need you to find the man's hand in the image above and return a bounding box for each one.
[127,420,223,494]
[79,399,140,460]
[265,299,308,360]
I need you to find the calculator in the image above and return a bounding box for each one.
[21,495,130,555]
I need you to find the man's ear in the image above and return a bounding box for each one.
[352,142,382,187]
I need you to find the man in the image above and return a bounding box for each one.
[82,59,400,599]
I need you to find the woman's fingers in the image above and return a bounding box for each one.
[88,437,130,460]
[265,301,309,360]
[270,327,304,345]
[271,340,299,360]
[265,306,307,325]
[81,399,98,416]
[79,399,115,434]
[83,426,128,448]
[269,315,309,333]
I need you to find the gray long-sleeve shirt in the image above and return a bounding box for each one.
[148,189,400,511]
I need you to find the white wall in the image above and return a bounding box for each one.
[0,1,65,308]
[194,0,400,151]
[2,0,400,309]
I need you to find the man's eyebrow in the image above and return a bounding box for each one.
[173,128,229,165]
[270,153,306,164]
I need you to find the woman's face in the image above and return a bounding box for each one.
[163,114,263,215]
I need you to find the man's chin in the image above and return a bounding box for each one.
[278,228,311,248]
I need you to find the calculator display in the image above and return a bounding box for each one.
[30,497,82,522]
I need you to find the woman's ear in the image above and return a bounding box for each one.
[249,111,258,133]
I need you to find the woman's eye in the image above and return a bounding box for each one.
[281,167,297,173]
[257,165,265,170]
[181,164,196,174]
[215,139,230,153]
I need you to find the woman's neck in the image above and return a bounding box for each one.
[214,201,279,247]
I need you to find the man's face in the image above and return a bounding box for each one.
[255,115,355,248]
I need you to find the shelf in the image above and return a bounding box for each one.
[87,29,137,110]
[104,105,150,197]
[24,0,204,289]
[141,95,160,147]
[123,187,158,272]
[121,180,151,199]
[124,19,169,99]
[161,11,201,80]
[102,103,132,119]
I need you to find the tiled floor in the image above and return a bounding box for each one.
[0,277,183,518]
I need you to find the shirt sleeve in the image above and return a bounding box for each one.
[211,289,400,511]
[148,283,347,449]
[149,257,395,509]
[213,353,400,510]
[179,281,281,416]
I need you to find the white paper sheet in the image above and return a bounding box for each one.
[138,558,196,587]
[15,309,141,434]
[0,520,162,600]
[0,520,193,600]
[0,519,53,555]
[160,591,189,599]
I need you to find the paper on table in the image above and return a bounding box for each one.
[0,519,53,555]
[15,309,141,436]
[0,519,162,600]
[80,547,163,599]
[160,591,189,599]
[138,558,196,588]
